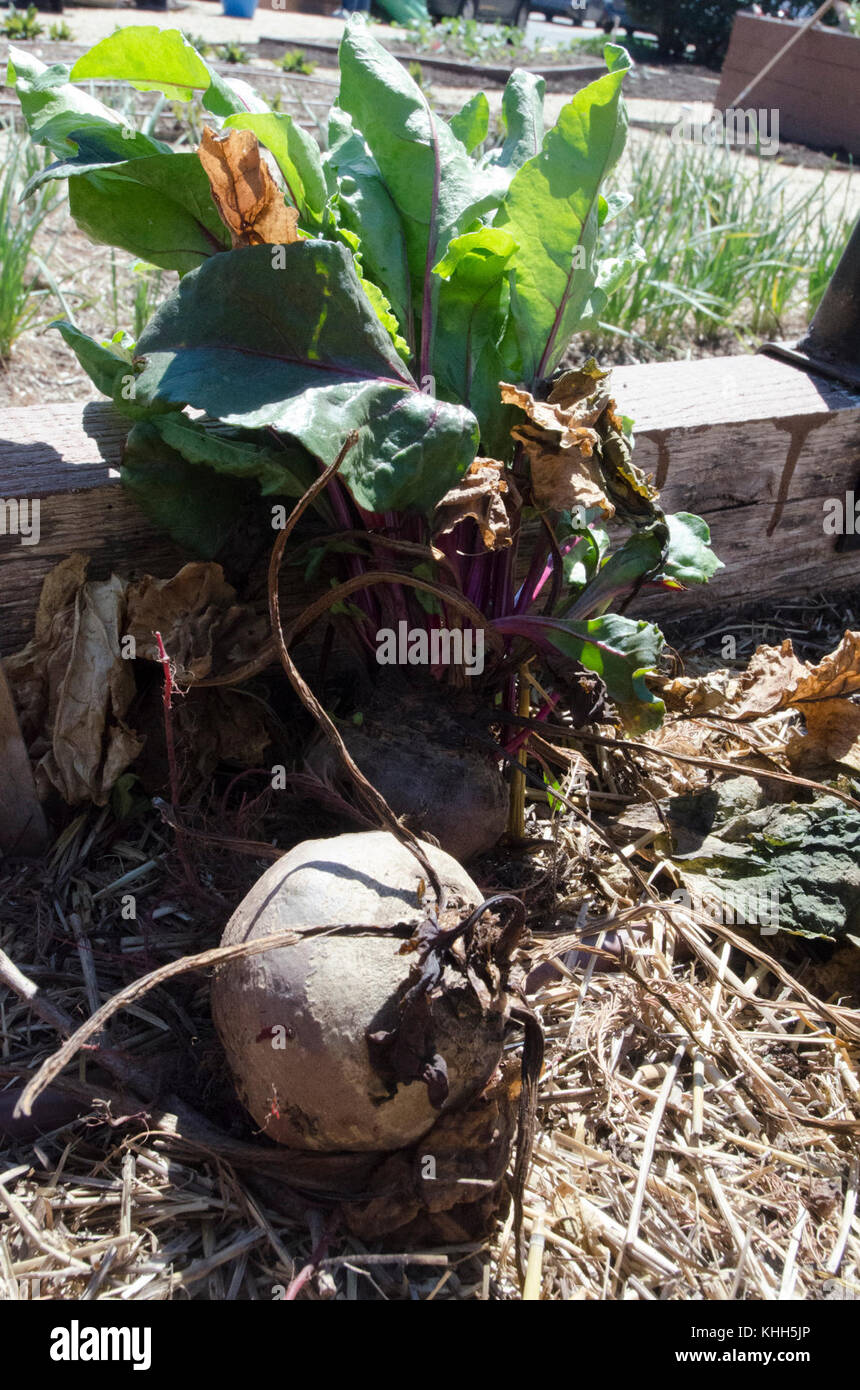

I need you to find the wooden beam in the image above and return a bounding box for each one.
[614,354,860,615]
[0,402,187,655]
[1,354,859,657]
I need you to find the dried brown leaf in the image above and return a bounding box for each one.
[126,563,267,685]
[7,567,142,806]
[664,632,860,725]
[662,631,860,775]
[198,127,300,248]
[5,558,270,808]
[787,699,860,774]
[500,381,608,515]
[433,457,521,550]
[732,639,808,719]
[792,630,860,704]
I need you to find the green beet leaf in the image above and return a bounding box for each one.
[121,415,319,557]
[496,46,632,384]
[495,610,665,730]
[122,423,267,559]
[133,241,478,515]
[450,92,490,155]
[337,22,500,370]
[490,70,546,171]
[54,321,180,421]
[21,124,171,198]
[325,108,412,344]
[566,523,668,620]
[67,154,230,272]
[8,48,137,153]
[431,227,518,456]
[658,512,724,587]
[667,780,860,940]
[70,26,212,102]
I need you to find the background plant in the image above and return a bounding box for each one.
[596,137,856,356]
[278,48,317,76]
[0,124,64,362]
[217,41,250,66]
[1,4,42,40]
[402,16,529,61]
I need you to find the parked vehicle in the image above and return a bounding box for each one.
[540,1,628,29]
[426,0,529,26]
[425,0,627,29]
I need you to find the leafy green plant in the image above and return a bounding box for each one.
[7,22,721,735]
[49,20,74,42]
[217,41,250,66]
[403,16,528,63]
[0,125,64,361]
[2,5,43,40]
[278,48,317,76]
[131,259,167,340]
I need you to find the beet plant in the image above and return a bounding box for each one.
[9,22,721,850]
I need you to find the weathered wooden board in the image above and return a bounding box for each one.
[613,354,860,615]
[0,402,187,655]
[1,354,859,655]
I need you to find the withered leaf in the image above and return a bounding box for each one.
[791,630,860,704]
[6,560,142,806]
[432,457,521,550]
[500,381,607,515]
[126,562,267,685]
[501,360,658,521]
[198,127,300,248]
[660,631,860,776]
[5,557,270,808]
[788,699,860,775]
[663,632,860,724]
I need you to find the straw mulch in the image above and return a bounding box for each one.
[1,597,858,1301]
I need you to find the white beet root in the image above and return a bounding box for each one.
[211,831,509,1152]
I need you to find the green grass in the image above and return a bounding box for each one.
[278,48,317,76]
[217,41,250,66]
[0,127,65,363]
[595,137,857,358]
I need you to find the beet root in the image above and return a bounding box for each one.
[211,831,512,1153]
[309,680,508,861]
